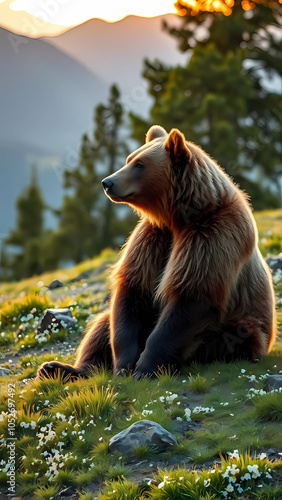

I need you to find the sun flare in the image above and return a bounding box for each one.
[0,0,276,38]
[0,0,177,37]
[9,0,176,26]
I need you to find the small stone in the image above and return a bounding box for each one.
[172,420,190,436]
[178,391,196,398]
[58,486,77,497]
[187,420,204,431]
[108,420,177,455]
[47,279,64,290]
[0,367,10,377]
[266,255,282,273]
[264,374,282,392]
[103,292,111,304]
[37,308,76,334]
[71,272,90,282]
[266,255,282,281]
[266,448,277,456]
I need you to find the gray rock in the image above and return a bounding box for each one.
[103,292,110,304]
[264,374,282,392]
[71,272,90,282]
[171,418,203,436]
[0,367,10,377]
[266,448,278,457]
[187,420,204,431]
[108,420,177,455]
[172,420,190,436]
[58,486,77,497]
[37,308,77,334]
[266,254,282,273]
[48,279,64,290]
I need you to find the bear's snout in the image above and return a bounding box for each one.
[101,178,113,193]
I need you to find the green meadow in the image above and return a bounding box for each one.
[0,209,281,499]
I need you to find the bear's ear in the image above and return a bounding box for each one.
[164,128,191,163]
[146,125,168,143]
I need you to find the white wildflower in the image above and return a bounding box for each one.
[226,484,234,492]
[142,410,153,416]
[184,408,191,421]
[166,394,178,403]
[241,473,251,480]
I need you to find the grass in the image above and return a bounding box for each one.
[254,208,282,257]
[132,444,152,459]
[0,211,281,498]
[254,392,282,422]
[187,374,212,393]
[99,453,282,499]
[1,359,281,497]
[53,384,115,419]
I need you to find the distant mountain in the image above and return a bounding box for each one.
[47,15,188,117]
[0,15,187,237]
[0,27,107,235]
[0,27,107,148]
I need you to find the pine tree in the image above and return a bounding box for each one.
[55,133,100,264]
[130,0,282,208]
[5,167,45,279]
[55,84,136,264]
[93,84,130,249]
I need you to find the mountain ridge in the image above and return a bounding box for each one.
[0,15,187,236]
[0,26,108,235]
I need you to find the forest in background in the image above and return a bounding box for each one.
[2,0,282,280]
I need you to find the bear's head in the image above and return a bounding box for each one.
[102,125,235,228]
[101,125,195,227]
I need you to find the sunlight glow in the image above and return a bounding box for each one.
[2,0,280,38]
[180,0,234,15]
[178,0,282,16]
[9,0,176,26]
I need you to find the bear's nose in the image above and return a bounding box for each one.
[102,178,113,193]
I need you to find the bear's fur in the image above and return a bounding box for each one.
[38,126,276,380]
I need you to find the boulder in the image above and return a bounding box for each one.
[108,420,177,455]
[37,308,76,334]
[264,374,282,392]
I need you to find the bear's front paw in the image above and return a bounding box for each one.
[132,354,157,380]
[37,362,78,381]
[37,362,59,379]
[115,368,130,377]
[132,366,154,381]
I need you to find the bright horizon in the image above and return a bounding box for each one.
[0,0,177,37]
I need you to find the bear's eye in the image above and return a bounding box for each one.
[135,162,144,169]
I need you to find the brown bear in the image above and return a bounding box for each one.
[38,125,276,380]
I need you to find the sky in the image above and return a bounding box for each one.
[0,0,177,37]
